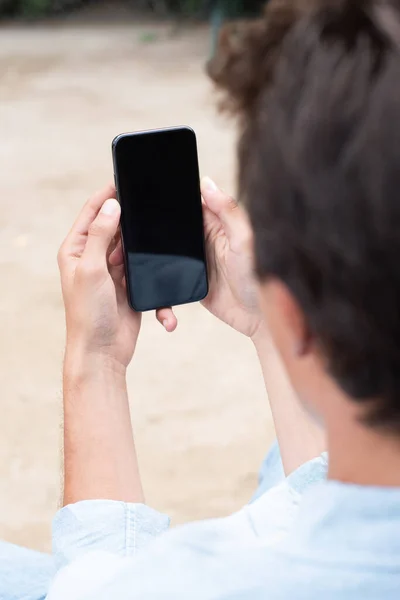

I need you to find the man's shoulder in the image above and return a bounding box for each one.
[116,458,329,596]
[164,455,328,551]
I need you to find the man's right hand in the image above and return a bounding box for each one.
[200,177,263,339]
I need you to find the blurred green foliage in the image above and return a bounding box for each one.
[0,0,81,17]
[20,0,51,17]
[0,0,264,19]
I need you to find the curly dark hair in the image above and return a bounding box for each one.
[208,0,400,430]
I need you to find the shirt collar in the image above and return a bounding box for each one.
[290,480,400,558]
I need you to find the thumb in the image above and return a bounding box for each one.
[83,198,121,263]
[201,176,245,241]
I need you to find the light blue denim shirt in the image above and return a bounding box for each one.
[0,542,54,600]
[43,447,400,599]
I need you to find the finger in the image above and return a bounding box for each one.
[109,263,127,305]
[58,184,116,277]
[109,237,124,267]
[201,176,249,242]
[107,226,120,257]
[156,307,178,333]
[202,196,221,234]
[68,183,116,243]
[83,198,121,265]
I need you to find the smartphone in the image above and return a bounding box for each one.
[112,126,208,312]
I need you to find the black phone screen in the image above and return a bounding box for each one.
[113,127,208,312]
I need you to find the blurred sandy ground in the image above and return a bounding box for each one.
[0,17,274,552]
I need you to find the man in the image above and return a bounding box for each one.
[29,0,400,596]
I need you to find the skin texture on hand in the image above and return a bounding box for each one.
[200,177,263,339]
[58,184,176,372]
[58,184,140,369]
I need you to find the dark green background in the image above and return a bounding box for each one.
[0,0,265,20]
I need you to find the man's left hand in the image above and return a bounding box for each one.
[58,184,176,372]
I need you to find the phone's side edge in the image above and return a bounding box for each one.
[111,139,139,313]
[191,130,210,304]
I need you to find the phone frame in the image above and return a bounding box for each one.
[112,126,209,312]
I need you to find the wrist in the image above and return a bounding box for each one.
[62,345,142,506]
[64,345,127,389]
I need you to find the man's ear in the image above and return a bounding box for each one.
[260,278,312,360]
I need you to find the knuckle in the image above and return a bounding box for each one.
[88,220,105,238]
[76,258,103,281]
[226,195,239,211]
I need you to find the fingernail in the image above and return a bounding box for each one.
[101,198,119,216]
[163,320,169,330]
[202,176,218,193]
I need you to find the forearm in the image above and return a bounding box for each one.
[252,328,326,475]
[62,349,144,506]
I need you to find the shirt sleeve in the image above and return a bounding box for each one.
[52,500,170,570]
[49,454,328,600]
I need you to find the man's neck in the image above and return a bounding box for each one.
[327,412,400,487]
